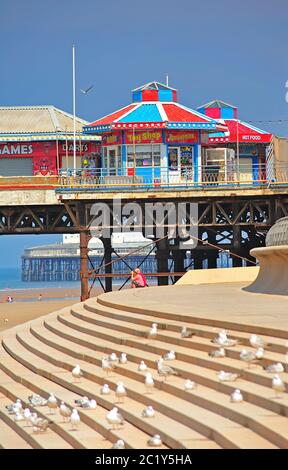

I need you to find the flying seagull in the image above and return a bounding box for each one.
[80,85,94,94]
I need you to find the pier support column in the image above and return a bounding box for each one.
[103,238,113,292]
[156,239,169,286]
[80,230,90,301]
[172,240,186,282]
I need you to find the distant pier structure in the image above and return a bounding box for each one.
[22,233,158,284]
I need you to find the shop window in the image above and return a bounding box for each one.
[127,145,161,167]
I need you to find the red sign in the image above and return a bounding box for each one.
[101,132,122,146]
[125,130,162,145]
[166,130,198,144]
[0,141,100,158]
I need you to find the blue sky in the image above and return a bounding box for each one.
[0,0,288,268]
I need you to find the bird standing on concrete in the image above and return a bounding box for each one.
[138,360,148,372]
[115,382,127,403]
[230,389,243,403]
[147,434,162,447]
[147,323,158,341]
[156,358,178,381]
[109,352,119,364]
[112,439,125,449]
[250,334,269,349]
[119,353,127,364]
[102,356,116,376]
[106,407,124,430]
[184,379,197,391]
[181,326,194,338]
[208,348,226,358]
[142,405,155,418]
[145,372,154,394]
[74,396,89,406]
[47,393,58,414]
[70,409,81,430]
[81,399,97,410]
[272,374,285,397]
[163,350,176,361]
[101,384,111,395]
[72,364,83,382]
[59,402,72,422]
[240,349,258,368]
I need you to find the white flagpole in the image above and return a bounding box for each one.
[72,44,76,172]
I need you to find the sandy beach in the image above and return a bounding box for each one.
[0,285,104,332]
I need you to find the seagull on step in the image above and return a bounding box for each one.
[145,372,154,393]
[72,364,83,382]
[59,402,72,422]
[106,407,125,430]
[109,352,119,364]
[142,405,155,418]
[14,411,24,422]
[74,396,89,406]
[230,389,243,403]
[240,349,258,368]
[47,393,58,414]
[147,434,162,447]
[28,394,47,407]
[263,363,284,373]
[33,417,50,433]
[208,348,226,358]
[255,347,265,359]
[163,350,176,361]
[119,353,128,364]
[211,330,239,347]
[102,356,116,376]
[272,374,286,397]
[156,358,178,380]
[138,360,148,372]
[81,399,97,410]
[250,334,270,349]
[218,371,240,382]
[101,384,111,395]
[115,382,127,403]
[112,439,125,449]
[70,409,81,430]
[184,379,197,391]
[147,323,158,341]
[181,326,194,338]
[6,399,22,414]
[23,408,32,426]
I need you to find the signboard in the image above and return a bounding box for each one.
[101,132,122,146]
[0,141,100,158]
[166,130,198,144]
[125,130,162,145]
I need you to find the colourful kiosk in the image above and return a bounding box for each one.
[84,82,227,185]
[197,100,272,183]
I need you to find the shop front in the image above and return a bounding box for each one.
[84,81,226,185]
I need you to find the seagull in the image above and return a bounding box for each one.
[106,407,125,430]
[80,85,94,95]
[23,408,32,426]
[181,326,194,338]
[74,396,89,406]
[70,409,80,430]
[72,364,83,382]
[250,334,270,349]
[147,434,162,447]
[112,439,125,449]
[230,389,243,403]
[81,399,97,410]
[27,413,38,427]
[218,371,240,382]
[109,353,119,364]
[272,374,285,397]
[6,399,22,414]
[101,384,111,395]
[240,349,258,368]
[138,360,148,372]
[28,394,47,407]
[163,350,176,361]
[119,353,127,364]
[115,382,127,403]
[263,363,284,373]
[59,402,72,422]
[156,358,178,380]
[208,348,226,358]
[14,411,24,423]
[147,323,158,341]
[142,405,155,418]
[33,418,50,433]
[145,372,154,394]
[211,330,239,347]
[255,347,265,359]
[47,393,58,414]
[102,356,116,376]
[185,379,197,391]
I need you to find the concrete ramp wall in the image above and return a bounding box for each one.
[176,266,259,286]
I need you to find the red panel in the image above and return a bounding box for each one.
[89,104,137,126]
[101,132,122,146]
[141,90,158,101]
[205,108,221,119]
[225,120,272,143]
[125,130,162,144]
[163,104,208,122]
[166,130,198,144]
[172,90,177,102]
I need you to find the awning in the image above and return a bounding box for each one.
[209,119,272,144]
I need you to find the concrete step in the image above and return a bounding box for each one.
[0,338,167,450]
[5,324,281,447]
[85,298,288,357]
[0,396,33,449]
[57,309,288,418]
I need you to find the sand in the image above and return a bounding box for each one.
[0,285,104,332]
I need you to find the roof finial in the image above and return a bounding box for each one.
[166,74,169,87]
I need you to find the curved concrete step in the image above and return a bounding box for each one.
[58,307,288,418]
[5,324,281,447]
[0,337,167,450]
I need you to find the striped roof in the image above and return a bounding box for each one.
[85,101,227,133]
[209,119,272,144]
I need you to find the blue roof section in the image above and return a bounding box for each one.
[119,104,162,123]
